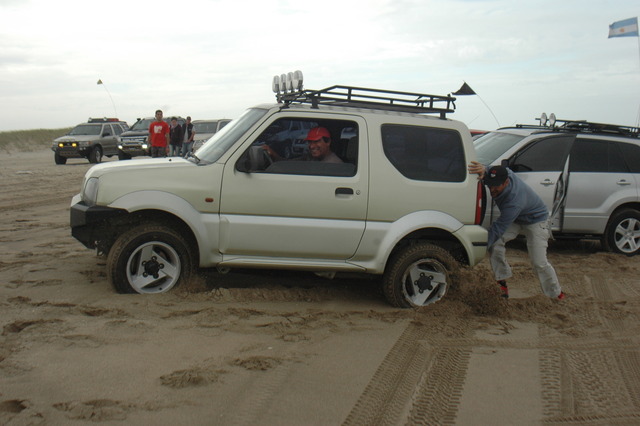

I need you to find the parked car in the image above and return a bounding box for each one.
[192,119,231,152]
[52,118,128,164]
[69,73,487,308]
[118,116,185,159]
[474,115,640,255]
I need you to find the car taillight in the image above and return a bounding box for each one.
[475,180,486,225]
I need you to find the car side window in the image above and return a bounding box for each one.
[617,141,640,173]
[509,136,573,172]
[237,118,358,177]
[113,124,123,136]
[569,139,628,173]
[101,124,112,137]
[381,124,465,182]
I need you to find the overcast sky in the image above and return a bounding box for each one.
[0,0,638,132]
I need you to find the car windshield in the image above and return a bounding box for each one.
[194,108,269,164]
[194,121,219,134]
[130,119,154,131]
[68,125,102,136]
[474,131,526,165]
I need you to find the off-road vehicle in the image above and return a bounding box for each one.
[70,72,488,308]
[118,116,185,159]
[475,113,640,255]
[52,118,128,164]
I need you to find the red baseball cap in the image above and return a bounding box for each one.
[305,127,330,141]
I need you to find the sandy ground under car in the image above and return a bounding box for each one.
[1,149,639,425]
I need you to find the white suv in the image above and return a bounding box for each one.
[475,115,640,255]
[69,73,487,308]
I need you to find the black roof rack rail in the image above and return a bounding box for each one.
[513,119,639,138]
[277,85,456,118]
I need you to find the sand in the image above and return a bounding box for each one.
[1,150,639,425]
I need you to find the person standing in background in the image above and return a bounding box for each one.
[169,117,183,156]
[181,116,195,158]
[149,110,170,158]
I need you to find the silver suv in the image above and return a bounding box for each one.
[52,118,128,164]
[69,73,487,308]
[475,115,640,255]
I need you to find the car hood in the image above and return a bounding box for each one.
[54,135,97,142]
[120,130,149,137]
[86,157,193,179]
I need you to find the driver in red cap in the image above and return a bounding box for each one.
[264,126,343,163]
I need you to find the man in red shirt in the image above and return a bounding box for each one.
[148,109,170,157]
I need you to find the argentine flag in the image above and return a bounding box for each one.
[608,17,639,38]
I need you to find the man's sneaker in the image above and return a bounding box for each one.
[497,280,509,298]
[557,292,566,300]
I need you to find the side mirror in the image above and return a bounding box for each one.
[237,146,272,172]
[500,159,509,167]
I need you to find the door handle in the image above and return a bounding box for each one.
[335,187,354,195]
[540,179,555,186]
[617,180,631,186]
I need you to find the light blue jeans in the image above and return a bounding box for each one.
[181,141,194,157]
[489,220,562,298]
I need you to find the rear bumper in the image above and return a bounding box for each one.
[454,224,488,266]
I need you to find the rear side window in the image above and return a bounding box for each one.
[381,124,465,182]
[569,139,629,173]
[617,141,640,173]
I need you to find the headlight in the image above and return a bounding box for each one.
[82,177,99,206]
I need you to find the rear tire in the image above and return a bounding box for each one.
[54,152,67,165]
[603,209,640,256]
[107,224,194,294]
[383,243,457,308]
[89,146,103,164]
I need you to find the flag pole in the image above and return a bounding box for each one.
[97,79,118,117]
[476,94,501,128]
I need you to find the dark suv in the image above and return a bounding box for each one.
[118,116,185,159]
[52,118,128,164]
[475,116,640,255]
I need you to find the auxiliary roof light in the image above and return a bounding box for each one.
[539,112,548,126]
[538,112,557,127]
[272,70,304,94]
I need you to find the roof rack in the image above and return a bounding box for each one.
[278,85,456,118]
[88,117,121,123]
[559,120,639,137]
[511,114,639,138]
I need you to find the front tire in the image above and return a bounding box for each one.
[54,152,67,165]
[603,209,640,256]
[107,224,194,294]
[89,146,103,164]
[118,150,131,160]
[383,243,457,308]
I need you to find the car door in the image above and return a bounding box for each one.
[491,135,575,230]
[100,124,118,155]
[562,139,637,233]
[218,115,368,261]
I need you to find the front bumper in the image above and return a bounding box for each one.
[70,195,127,249]
[54,147,90,158]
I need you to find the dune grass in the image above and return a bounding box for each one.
[0,128,73,153]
